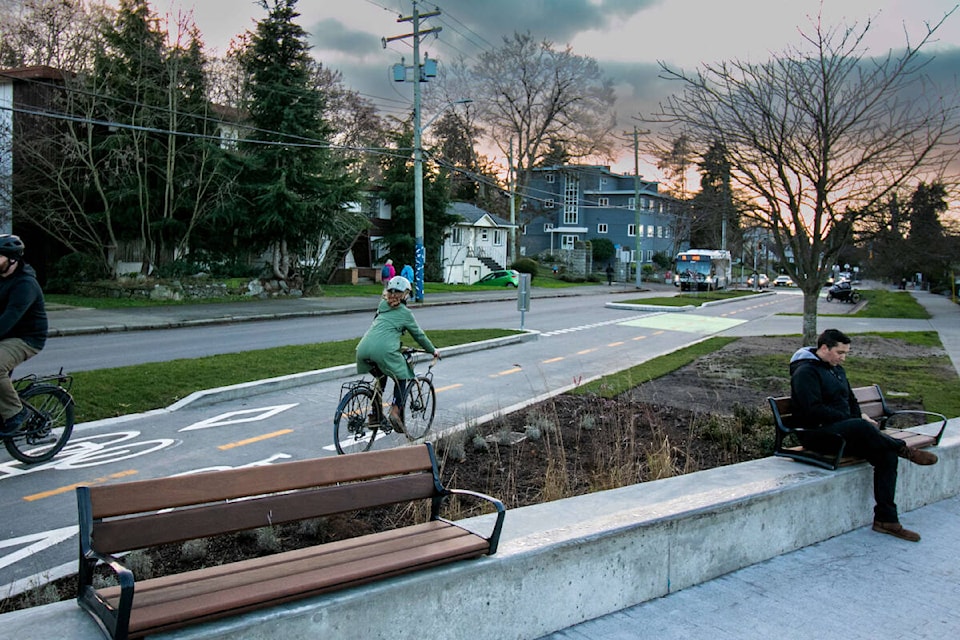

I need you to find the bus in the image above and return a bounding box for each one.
[673,249,733,291]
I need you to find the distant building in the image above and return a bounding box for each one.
[520,164,686,266]
[440,201,515,284]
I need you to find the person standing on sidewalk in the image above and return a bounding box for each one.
[790,328,937,542]
[0,235,47,432]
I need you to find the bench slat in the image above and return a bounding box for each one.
[89,446,433,519]
[92,522,487,637]
[91,473,438,554]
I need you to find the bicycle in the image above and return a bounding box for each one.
[333,348,438,455]
[0,370,75,464]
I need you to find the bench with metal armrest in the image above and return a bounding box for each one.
[76,443,505,640]
[768,384,947,470]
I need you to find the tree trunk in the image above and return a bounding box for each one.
[801,287,820,346]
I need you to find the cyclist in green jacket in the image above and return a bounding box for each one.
[356,276,439,431]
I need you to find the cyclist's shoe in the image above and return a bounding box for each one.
[388,407,405,434]
[3,407,30,433]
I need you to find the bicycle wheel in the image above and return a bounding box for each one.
[401,376,435,440]
[4,384,74,464]
[333,386,379,455]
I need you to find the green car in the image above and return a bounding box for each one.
[474,269,520,287]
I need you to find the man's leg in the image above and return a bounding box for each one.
[822,418,900,521]
[0,338,37,422]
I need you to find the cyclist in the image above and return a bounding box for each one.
[0,234,47,432]
[356,275,439,432]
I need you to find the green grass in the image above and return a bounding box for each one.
[852,290,931,319]
[620,290,761,307]
[69,329,518,423]
[571,337,739,398]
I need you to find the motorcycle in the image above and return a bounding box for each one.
[826,281,861,304]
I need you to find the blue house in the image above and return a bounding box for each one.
[519,165,685,267]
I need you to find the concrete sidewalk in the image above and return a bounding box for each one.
[541,493,960,640]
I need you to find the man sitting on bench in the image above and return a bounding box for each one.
[790,328,938,542]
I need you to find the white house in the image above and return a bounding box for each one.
[440,202,516,284]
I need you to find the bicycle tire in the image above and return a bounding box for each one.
[333,386,379,455]
[851,292,861,303]
[401,376,436,441]
[4,384,75,464]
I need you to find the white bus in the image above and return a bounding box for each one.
[673,249,733,292]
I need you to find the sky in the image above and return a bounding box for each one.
[152,0,960,178]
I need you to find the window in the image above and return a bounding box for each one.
[627,197,635,209]
[641,197,650,209]
[627,224,636,237]
[646,249,654,262]
[451,227,462,245]
[600,177,607,187]
[544,223,554,232]
[657,226,664,238]
[562,234,577,249]
[597,223,608,234]
[563,175,579,225]
[664,227,671,239]
[546,173,555,183]
[521,224,527,235]
[545,199,555,209]
[646,225,655,238]
[481,229,489,242]
[597,197,609,207]
[494,229,504,245]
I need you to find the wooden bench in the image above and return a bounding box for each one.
[769,384,948,470]
[76,443,505,640]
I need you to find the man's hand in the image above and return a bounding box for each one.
[861,413,879,427]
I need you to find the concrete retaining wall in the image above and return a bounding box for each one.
[4,423,957,640]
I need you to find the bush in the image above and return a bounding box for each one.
[46,253,110,293]
[590,238,615,263]
[511,257,539,281]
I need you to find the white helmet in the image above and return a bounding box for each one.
[386,275,411,292]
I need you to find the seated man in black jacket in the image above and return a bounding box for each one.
[790,328,937,542]
[0,235,47,433]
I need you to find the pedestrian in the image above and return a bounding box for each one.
[400,263,414,285]
[605,264,614,285]
[0,234,47,432]
[356,275,439,433]
[380,259,395,283]
[790,329,937,541]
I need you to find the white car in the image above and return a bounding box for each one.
[773,275,794,287]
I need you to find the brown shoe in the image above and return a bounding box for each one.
[899,445,938,465]
[873,521,921,542]
[388,407,404,434]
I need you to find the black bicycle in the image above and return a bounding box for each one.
[333,348,438,455]
[0,370,75,464]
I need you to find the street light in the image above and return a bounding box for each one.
[413,98,471,302]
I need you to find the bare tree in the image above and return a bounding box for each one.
[653,10,960,344]
[462,32,618,258]
[0,0,107,70]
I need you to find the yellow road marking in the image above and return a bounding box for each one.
[607,341,625,347]
[632,335,647,341]
[24,469,138,502]
[489,367,522,377]
[542,357,564,363]
[435,383,463,392]
[219,429,293,451]
[577,348,597,355]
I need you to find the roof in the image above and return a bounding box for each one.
[447,201,516,228]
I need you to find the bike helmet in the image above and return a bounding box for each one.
[0,234,24,259]
[386,275,411,292]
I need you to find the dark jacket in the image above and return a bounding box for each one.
[0,262,48,350]
[789,347,860,426]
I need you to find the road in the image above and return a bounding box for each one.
[0,291,805,595]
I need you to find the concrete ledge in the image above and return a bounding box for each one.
[4,422,956,639]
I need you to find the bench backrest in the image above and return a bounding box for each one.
[78,445,441,555]
[771,384,888,430]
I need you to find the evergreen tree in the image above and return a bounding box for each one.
[688,141,741,251]
[380,124,455,280]
[906,182,950,288]
[234,0,361,288]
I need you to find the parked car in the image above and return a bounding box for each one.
[474,269,519,287]
[773,274,795,287]
[747,273,770,288]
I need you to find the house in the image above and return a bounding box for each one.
[440,201,516,284]
[519,164,686,267]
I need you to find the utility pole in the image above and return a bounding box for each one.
[633,127,643,288]
[508,139,515,265]
[384,2,441,302]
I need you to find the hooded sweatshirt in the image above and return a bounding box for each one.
[0,262,47,351]
[789,346,861,427]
